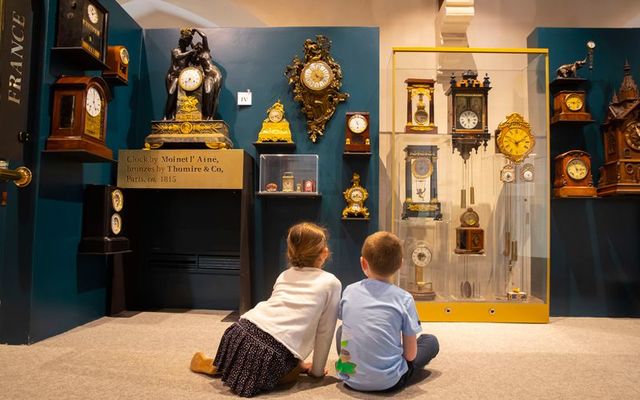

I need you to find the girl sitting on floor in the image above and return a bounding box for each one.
[190,222,342,397]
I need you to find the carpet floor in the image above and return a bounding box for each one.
[1,311,639,399]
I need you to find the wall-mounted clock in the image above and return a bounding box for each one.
[495,113,535,164]
[344,112,370,153]
[103,45,130,85]
[554,150,597,197]
[551,90,593,124]
[79,185,130,254]
[46,76,112,160]
[53,0,109,69]
[285,35,349,142]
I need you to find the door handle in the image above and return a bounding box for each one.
[0,161,32,187]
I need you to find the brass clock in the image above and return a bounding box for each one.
[256,100,293,143]
[285,35,349,142]
[495,113,535,164]
[342,173,369,219]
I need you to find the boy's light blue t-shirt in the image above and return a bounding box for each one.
[337,278,422,391]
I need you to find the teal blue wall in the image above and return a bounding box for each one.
[528,28,640,317]
[26,0,143,343]
[142,28,380,302]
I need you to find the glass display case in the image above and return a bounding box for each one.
[258,154,320,196]
[387,47,550,323]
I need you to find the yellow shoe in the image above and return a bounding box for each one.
[190,352,219,375]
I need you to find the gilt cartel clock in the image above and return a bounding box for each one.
[554,150,596,198]
[402,145,442,220]
[598,62,640,196]
[495,113,535,164]
[342,173,370,220]
[285,35,349,143]
[46,76,112,160]
[79,185,130,254]
[344,112,370,153]
[103,45,130,85]
[53,0,109,69]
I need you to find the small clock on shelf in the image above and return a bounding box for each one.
[408,241,436,301]
[554,150,597,198]
[254,100,295,151]
[344,112,371,154]
[454,208,484,254]
[342,173,370,220]
[46,76,113,162]
[53,0,109,70]
[79,185,130,254]
[103,45,130,85]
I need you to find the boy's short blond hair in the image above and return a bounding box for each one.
[361,231,402,276]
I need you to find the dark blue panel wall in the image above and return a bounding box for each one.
[142,28,380,302]
[26,0,143,343]
[528,28,640,317]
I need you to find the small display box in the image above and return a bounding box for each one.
[258,154,320,197]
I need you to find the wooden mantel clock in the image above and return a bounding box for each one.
[46,76,113,160]
[553,150,597,198]
[344,112,370,153]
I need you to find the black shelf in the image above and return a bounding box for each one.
[343,151,372,158]
[342,217,370,221]
[257,191,321,198]
[253,142,296,153]
[42,149,116,163]
[51,46,109,70]
[550,119,595,127]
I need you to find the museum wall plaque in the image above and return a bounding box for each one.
[117,149,244,189]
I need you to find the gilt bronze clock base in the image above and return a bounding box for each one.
[145,120,233,149]
[402,200,442,220]
[410,282,436,301]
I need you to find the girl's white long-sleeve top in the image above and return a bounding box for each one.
[242,267,342,378]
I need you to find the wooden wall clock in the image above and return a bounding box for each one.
[445,70,491,160]
[79,185,130,254]
[46,76,112,160]
[553,150,596,197]
[598,62,640,196]
[103,45,130,85]
[53,0,109,70]
[285,35,349,143]
[344,112,370,153]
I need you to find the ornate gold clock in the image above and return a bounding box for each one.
[46,76,112,160]
[342,173,369,219]
[495,113,535,164]
[256,100,293,143]
[405,79,436,133]
[554,150,597,198]
[598,62,640,196]
[285,35,349,142]
[402,145,442,220]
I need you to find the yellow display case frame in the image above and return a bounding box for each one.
[390,47,550,323]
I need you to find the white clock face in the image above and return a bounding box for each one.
[350,189,364,202]
[178,67,203,91]
[411,246,432,268]
[120,47,130,65]
[567,158,588,180]
[111,213,122,235]
[111,189,124,212]
[301,61,333,91]
[85,87,102,117]
[348,114,368,134]
[87,4,99,24]
[268,108,283,123]
[501,166,515,183]
[521,164,535,182]
[459,110,479,129]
